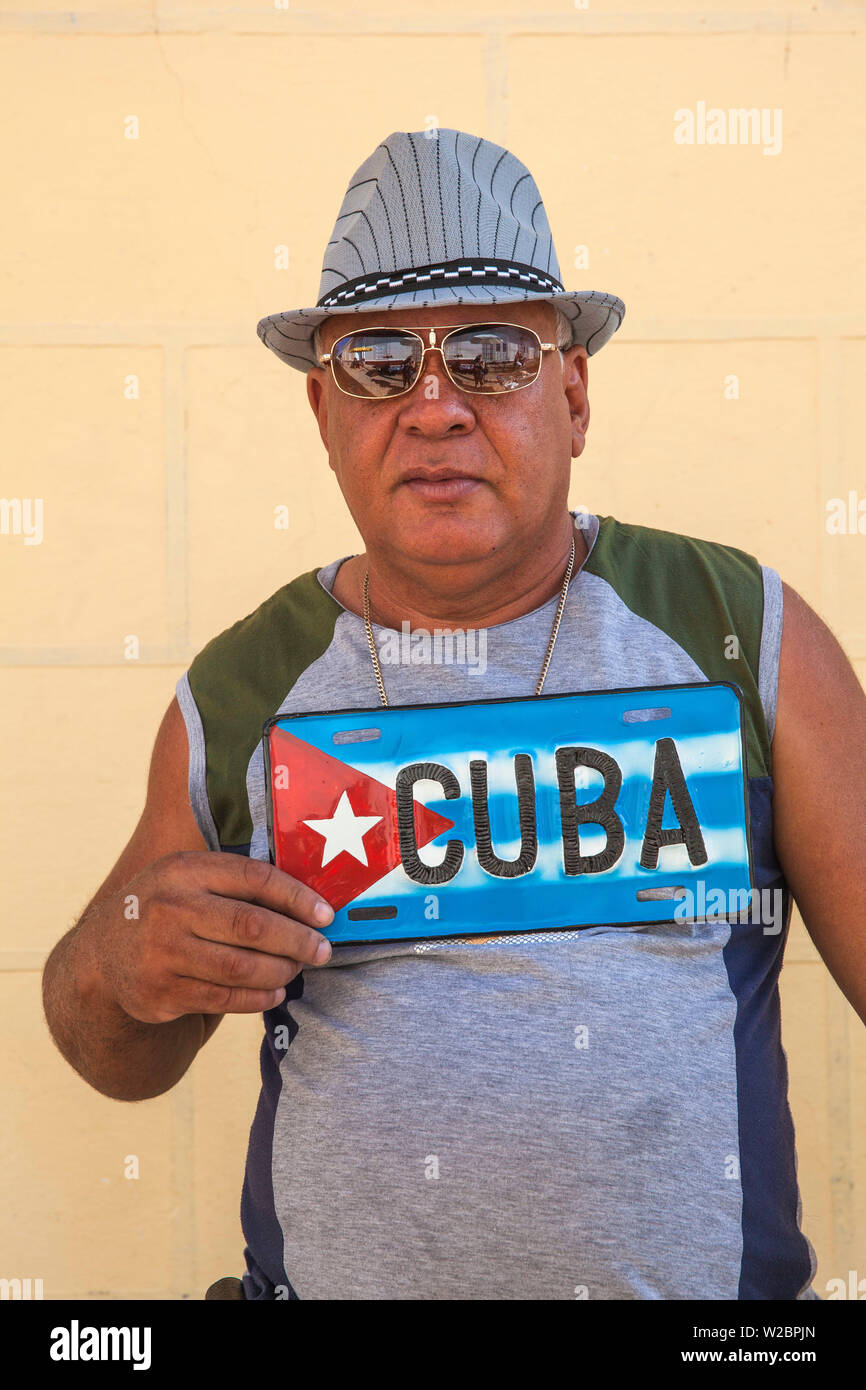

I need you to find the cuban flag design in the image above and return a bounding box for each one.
[264,682,754,946]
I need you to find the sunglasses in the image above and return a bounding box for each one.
[318,321,558,400]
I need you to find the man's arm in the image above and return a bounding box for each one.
[771,581,866,1025]
[41,697,217,1101]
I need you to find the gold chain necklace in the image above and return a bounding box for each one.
[362,537,576,707]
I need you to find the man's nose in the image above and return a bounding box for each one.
[399,349,476,422]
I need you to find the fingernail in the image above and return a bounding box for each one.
[314,900,334,926]
[315,938,332,964]
[272,988,286,1006]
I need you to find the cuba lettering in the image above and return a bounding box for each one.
[394,737,707,885]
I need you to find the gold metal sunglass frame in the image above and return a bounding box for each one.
[317,321,558,400]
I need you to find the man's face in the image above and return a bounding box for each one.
[306,300,590,571]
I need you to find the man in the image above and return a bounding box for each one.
[42,129,866,1301]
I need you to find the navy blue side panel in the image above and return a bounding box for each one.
[239,982,304,1302]
[723,777,815,1299]
[220,841,303,1300]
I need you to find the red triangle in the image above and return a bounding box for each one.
[268,726,455,911]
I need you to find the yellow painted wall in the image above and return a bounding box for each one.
[1,0,864,1300]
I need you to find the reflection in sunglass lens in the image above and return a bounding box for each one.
[328,323,544,398]
[443,325,541,392]
[330,330,422,398]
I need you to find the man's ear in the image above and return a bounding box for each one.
[562,345,589,458]
[307,368,331,454]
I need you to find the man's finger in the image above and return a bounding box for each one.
[161,850,335,927]
[171,977,291,1017]
[171,935,310,991]
[182,896,332,965]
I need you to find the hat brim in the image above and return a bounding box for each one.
[256,284,625,372]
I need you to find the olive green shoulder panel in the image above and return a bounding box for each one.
[583,516,771,780]
[187,569,342,847]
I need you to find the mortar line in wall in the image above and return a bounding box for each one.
[818,338,864,654]
[483,29,508,150]
[817,336,837,631]
[826,976,855,1275]
[170,1076,198,1299]
[162,342,189,655]
[0,13,863,37]
[2,321,865,345]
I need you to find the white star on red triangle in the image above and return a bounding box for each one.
[302,790,383,868]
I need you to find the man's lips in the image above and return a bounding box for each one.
[398,469,483,501]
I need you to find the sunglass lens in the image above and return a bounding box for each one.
[330,330,422,397]
[444,325,541,392]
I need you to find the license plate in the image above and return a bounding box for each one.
[263,682,753,946]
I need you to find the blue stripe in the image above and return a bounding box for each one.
[722,778,816,1299]
[239,1009,302,1301]
[223,841,299,1301]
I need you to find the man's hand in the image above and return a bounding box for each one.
[772,580,866,1025]
[42,695,334,1100]
[88,851,334,1026]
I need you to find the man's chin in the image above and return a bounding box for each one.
[382,488,503,564]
